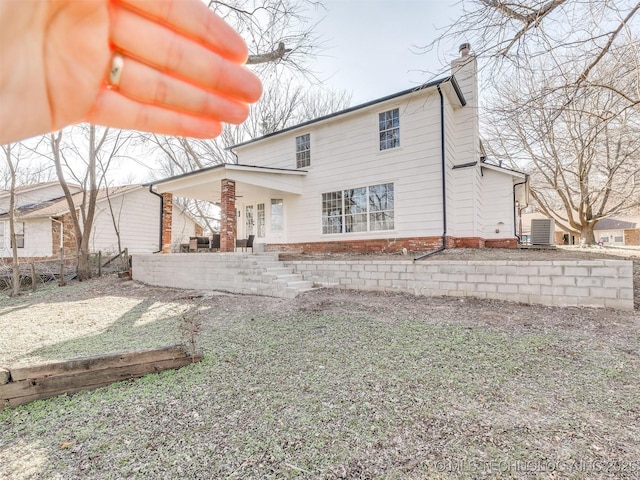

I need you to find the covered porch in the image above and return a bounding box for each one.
[149,164,307,253]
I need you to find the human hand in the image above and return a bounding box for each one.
[0,0,262,145]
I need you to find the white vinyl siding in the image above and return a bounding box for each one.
[0,218,52,258]
[232,58,511,245]
[234,93,445,243]
[480,169,516,239]
[89,188,198,254]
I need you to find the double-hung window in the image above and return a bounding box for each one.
[257,203,265,237]
[296,133,310,168]
[11,222,25,248]
[271,199,283,232]
[379,108,399,150]
[322,183,394,234]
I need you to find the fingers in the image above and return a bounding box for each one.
[117,56,250,124]
[86,89,223,139]
[109,2,262,104]
[113,0,248,64]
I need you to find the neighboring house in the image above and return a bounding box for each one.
[0,183,202,259]
[594,218,640,246]
[148,44,529,254]
[521,212,640,246]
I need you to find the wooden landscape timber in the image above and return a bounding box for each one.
[0,345,202,410]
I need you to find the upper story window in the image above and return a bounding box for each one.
[379,108,399,150]
[296,133,310,168]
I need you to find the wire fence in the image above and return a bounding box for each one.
[0,249,130,294]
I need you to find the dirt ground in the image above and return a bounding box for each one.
[1,246,638,368]
[281,245,640,310]
[1,246,639,479]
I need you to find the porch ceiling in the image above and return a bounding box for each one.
[150,164,307,202]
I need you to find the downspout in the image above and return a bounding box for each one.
[148,185,163,253]
[512,177,528,243]
[414,83,447,261]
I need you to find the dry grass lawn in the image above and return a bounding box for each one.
[0,247,639,479]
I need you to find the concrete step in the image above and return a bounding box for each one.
[265,267,295,275]
[286,280,314,290]
[273,274,304,283]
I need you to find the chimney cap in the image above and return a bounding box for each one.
[459,43,471,56]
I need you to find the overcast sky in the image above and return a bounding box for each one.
[307,0,464,104]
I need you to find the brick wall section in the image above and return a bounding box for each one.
[220,179,236,252]
[624,228,640,246]
[161,193,173,253]
[283,259,634,310]
[266,236,515,254]
[50,213,78,257]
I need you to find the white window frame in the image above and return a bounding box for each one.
[379,108,400,150]
[270,199,283,232]
[0,221,5,250]
[322,183,394,234]
[257,203,265,238]
[296,133,310,168]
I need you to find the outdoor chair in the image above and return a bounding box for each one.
[236,234,254,252]
[210,234,221,251]
[189,236,210,252]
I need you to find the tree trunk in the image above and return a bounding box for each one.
[4,143,20,297]
[580,223,596,245]
[77,250,91,281]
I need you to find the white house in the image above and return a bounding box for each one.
[149,45,529,254]
[0,183,201,259]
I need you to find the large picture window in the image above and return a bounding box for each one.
[322,183,394,234]
[296,133,310,168]
[379,108,399,150]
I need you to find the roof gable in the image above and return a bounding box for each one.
[230,75,466,151]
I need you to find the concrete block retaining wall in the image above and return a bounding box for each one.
[283,259,634,310]
[132,252,299,298]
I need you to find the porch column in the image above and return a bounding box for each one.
[220,179,236,252]
[161,193,173,253]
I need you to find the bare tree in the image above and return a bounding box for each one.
[423,0,640,242]
[424,1,639,80]
[2,143,21,296]
[49,125,130,280]
[210,0,325,73]
[142,78,351,231]
[485,49,640,243]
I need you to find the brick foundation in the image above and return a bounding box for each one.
[484,238,518,249]
[265,236,517,254]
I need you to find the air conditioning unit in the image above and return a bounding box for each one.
[530,218,555,245]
